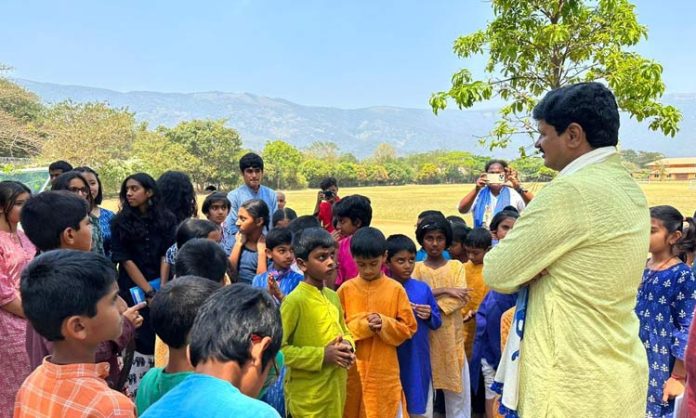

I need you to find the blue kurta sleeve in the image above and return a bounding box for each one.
[670,266,696,360]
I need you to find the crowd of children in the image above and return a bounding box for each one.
[1,149,696,418]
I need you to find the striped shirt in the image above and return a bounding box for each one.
[14,357,134,418]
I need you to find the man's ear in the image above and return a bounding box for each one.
[61,315,88,341]
[565,122,586,150]
[265,247,273,258]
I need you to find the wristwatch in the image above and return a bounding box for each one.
[515,186,528,194]
[145,289,157,299]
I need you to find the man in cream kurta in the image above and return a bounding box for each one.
[484,82,650,417]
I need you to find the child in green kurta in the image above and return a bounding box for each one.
[281,228,356,418]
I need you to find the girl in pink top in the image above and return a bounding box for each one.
[0,181,36,417]
[332,195,373,288]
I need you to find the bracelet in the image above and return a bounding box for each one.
[145,289,157,299]
[515,186,528,194]
[671,373,686,381]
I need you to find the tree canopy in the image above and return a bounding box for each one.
[430,0,682,152]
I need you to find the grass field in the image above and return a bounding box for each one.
[104,182,696,240]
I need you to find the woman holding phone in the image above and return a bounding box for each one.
[458,159,533,228]
[313,177,341,236]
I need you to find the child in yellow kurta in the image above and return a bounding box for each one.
[337,227,417,418]
[412,215,470,417]
[281,228,355,418]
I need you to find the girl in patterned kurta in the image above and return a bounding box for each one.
[412,215,471,418]
[636,205,696,417]
[74,167,115,258]
[0,181,35,418]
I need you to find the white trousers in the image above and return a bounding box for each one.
[442,355,471,418]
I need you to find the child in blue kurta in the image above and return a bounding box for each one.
[636,206,696,417]
[386,234,442,417]
[252,227,303,416]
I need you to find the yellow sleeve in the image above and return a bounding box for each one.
[376,287,418,346]
[280,297,325,371]
[483,181,589,293]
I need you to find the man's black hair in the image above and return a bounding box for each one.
[272,208,298,228]
[48,160,73,172]
[320,177,338,190]
[175,238,229,283]
[189,284,282,371]
[333,195,372,227]
[292,227,335,261]
[386,234,417,261]
[266,227,293,250]
[20,250,115,341]
[452,224,472,245]
[202,192,231,214]
[416,215,453,247]
[176,218,220,248]
[150,275,221,349]
[350,227,387,258]
[464,227,493,250]
[239,152,264,172]
[20,191,89,251]
[532,82,620,148]
[287,215,320,237]
[485,159,509,172]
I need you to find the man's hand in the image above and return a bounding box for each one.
[505,167,521,189]
[475,173,487,190]
[367,313,383,332]
[323,336,355,368]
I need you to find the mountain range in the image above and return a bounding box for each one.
[15,79,696,159]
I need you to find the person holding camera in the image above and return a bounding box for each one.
[458,160,533,228]
[313,177,340,234]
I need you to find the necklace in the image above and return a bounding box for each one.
[646,256,677,273]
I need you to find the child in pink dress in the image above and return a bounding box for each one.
[0,181,36,417]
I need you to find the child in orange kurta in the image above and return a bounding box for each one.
[337,227,417,418]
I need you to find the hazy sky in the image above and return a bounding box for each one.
[1,0,693,108]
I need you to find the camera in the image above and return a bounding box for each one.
[323,190,335,199]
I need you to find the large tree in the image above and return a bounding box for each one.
[430,0,682,151]
[0,68,45,158]
[159,119,242,188]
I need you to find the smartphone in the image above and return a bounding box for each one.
[486,173,506,185]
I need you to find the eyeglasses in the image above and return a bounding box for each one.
[68,187,90,196]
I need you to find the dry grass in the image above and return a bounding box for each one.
[103,181,696,240]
